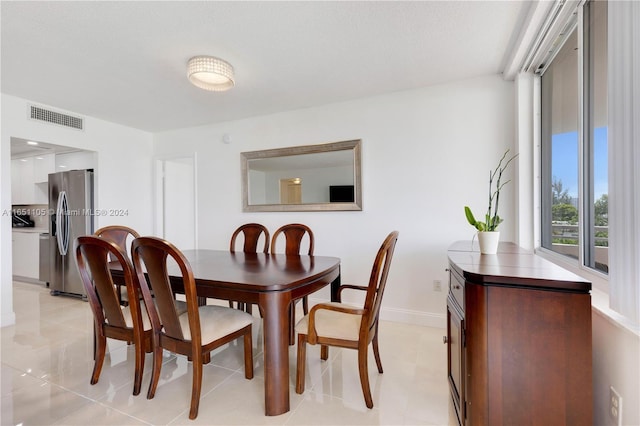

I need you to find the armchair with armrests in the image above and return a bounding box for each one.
[295,231,399,408]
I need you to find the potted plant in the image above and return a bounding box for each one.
[464,149,517,254]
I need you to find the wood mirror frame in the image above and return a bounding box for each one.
[241,139,362,212]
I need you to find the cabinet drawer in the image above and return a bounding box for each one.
[449,267,465,310]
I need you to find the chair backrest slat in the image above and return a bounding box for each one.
[132,237,200,344]
[95,225,140,261]
[230,223,270,253]
[363,231,399,331]
[271,224,314,255]
[76,236,143,329]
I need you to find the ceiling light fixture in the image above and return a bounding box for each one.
[187,56,235,92]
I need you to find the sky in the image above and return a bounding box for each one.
[551,127,608,200]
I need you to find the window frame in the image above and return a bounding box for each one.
[536,0,609,285]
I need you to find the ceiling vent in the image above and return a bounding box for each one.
[28,104,84,130]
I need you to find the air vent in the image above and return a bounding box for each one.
[29,105,84,130]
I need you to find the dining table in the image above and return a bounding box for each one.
[112,249,341,416]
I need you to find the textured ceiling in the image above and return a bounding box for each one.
[1,1,530,133]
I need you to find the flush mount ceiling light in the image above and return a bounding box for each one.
[187,56,235,91]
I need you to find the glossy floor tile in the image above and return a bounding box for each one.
[2,281,453,425]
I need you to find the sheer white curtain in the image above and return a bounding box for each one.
[608,0,640,325]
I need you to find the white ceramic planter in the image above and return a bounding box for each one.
[478,231,500,254]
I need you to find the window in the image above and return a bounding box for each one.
[540,0,608,274]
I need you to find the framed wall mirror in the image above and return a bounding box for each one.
[241,139,362,212]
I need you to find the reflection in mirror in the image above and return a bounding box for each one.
[241,140,362,212]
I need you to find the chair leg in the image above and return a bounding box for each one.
[91,327,106,385]
[320,345,329,361]
[302,296,309,315]
[243,327,254,379]
[147,342,163,399]
[92,326,97,360]
[296,333,307,394]
[203,352,211,364]
[189,353,203,419]
[132,333,145,395]
[372,328,383,373]
[358,345,374,409]
[289,305,296,345]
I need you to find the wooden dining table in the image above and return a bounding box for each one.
[113,249,340,416]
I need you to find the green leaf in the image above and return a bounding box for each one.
[465,206,485,231]
[464,206,477,225]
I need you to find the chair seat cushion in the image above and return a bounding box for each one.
[121,305,152,331]
[173,300,188,316]
[295,302,362,341]
[120,300,187,331]
[178,305,253,343]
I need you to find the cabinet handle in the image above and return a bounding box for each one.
[442,336,448,344]
[454,284,461,290]
[445,268,450,272]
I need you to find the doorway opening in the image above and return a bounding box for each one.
[155,155,197,250]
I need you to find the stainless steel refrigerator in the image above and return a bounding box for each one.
[48,169,94,298]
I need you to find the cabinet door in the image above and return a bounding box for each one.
[12,232,40,279]
[447,295,465,426]
[11,158,35,204]
[33,154,56,183]
[55,151,95,171]
[11,159,22,204]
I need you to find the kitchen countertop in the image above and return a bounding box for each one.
[12,227,48,234]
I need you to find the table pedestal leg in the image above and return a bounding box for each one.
[259,291,292,416]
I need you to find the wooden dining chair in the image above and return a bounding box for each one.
[75,235,153,396]
[229,223,270,314]
[271,223,315,343]
[230,223,270,254]
[94,225,140,306]
[131,236,254,420]
[295,231,399,409]
[95,225,187,312]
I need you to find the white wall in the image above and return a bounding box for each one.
[592,310,640,426]
[0,93,154,327]
[153,74,516,326]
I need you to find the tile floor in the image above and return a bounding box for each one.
[1,281,454,425]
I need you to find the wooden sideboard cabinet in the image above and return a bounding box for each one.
[446,241,593,426]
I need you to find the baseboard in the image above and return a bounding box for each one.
[307,296,446,329]
[1,311,16,328]
[13,275,46,286]
[378,306,446,328]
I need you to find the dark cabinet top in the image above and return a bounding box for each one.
[448,241,591,293]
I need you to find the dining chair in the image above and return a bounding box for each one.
[229,223,270,314]
[131,236,254,420]
[95,225,187,313]
[75,235,153,396]
[94,225,140,306]
[294,230,399,409]
[270,223,314,343]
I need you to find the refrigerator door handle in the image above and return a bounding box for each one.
[56,191,70,255]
